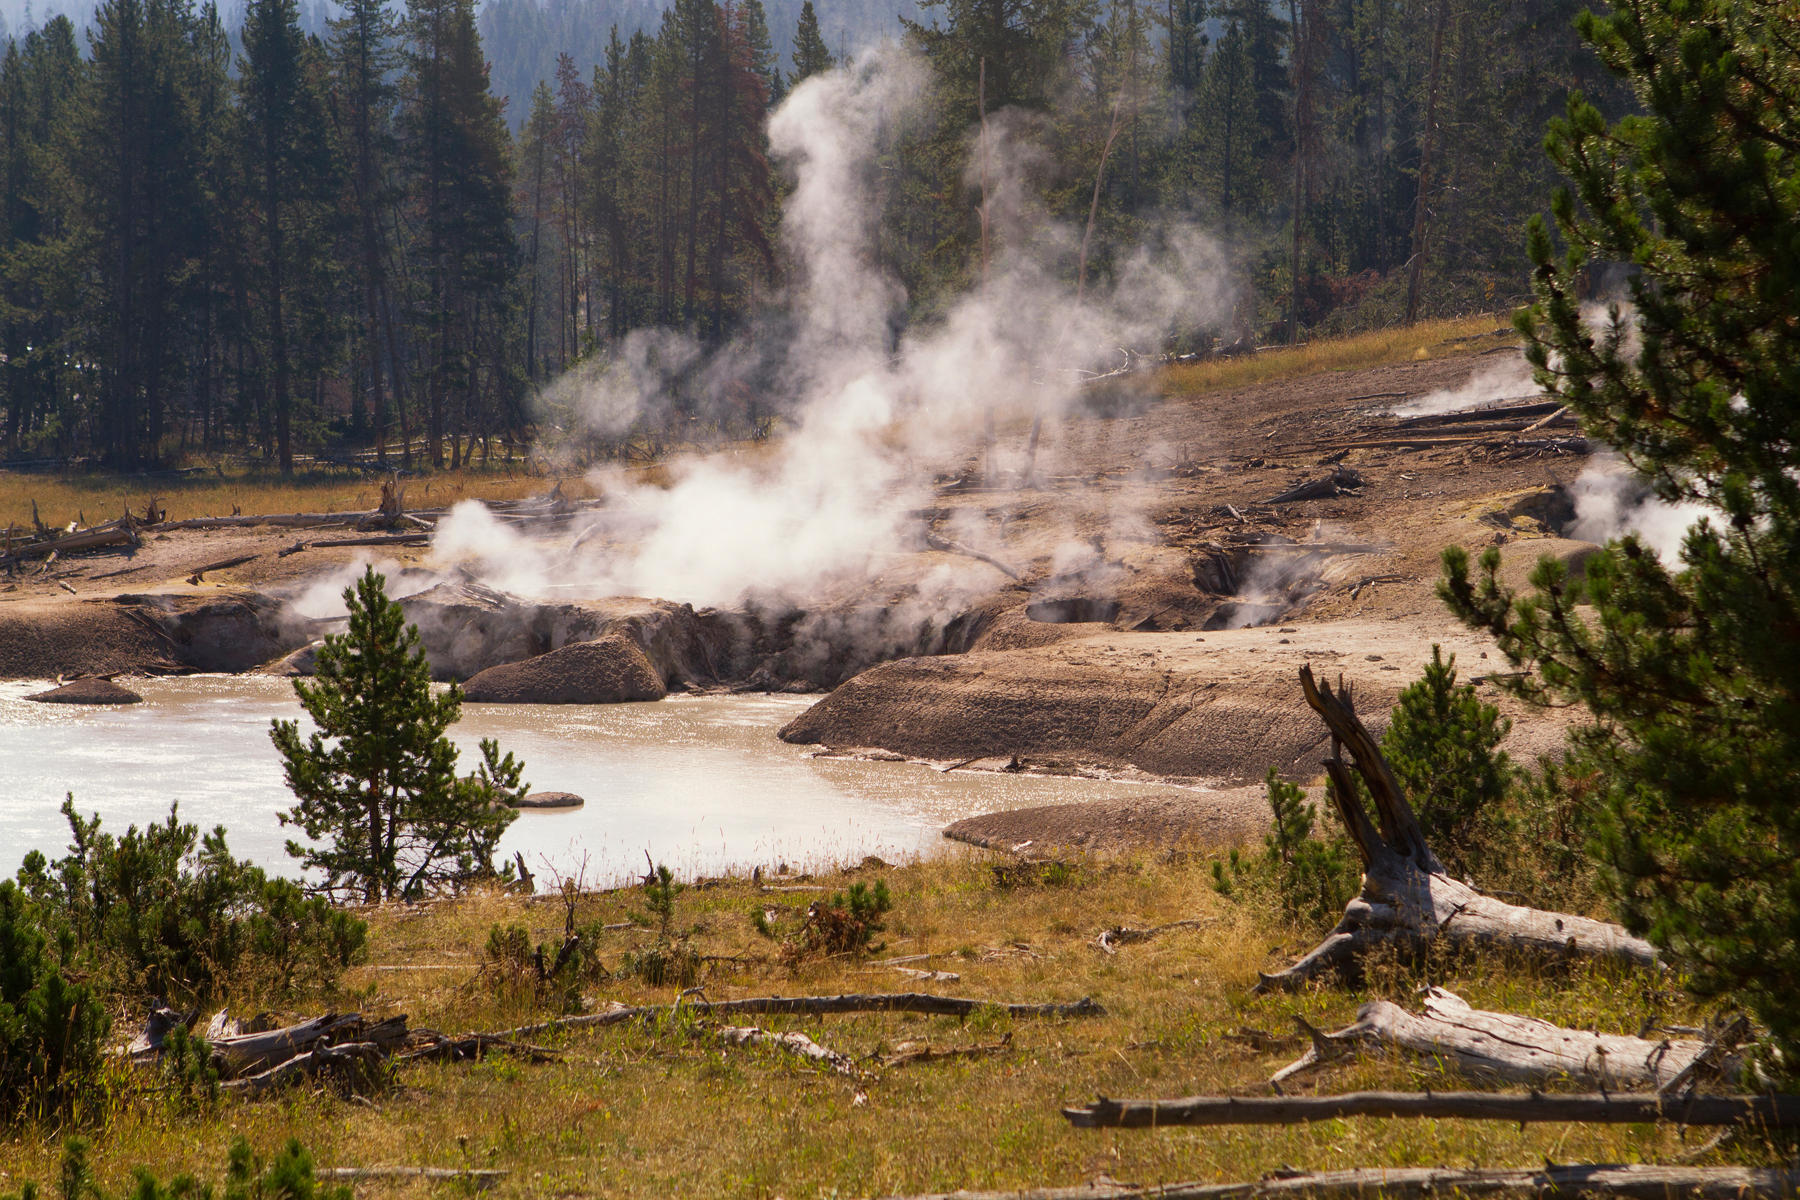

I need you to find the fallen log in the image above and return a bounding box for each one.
[187,553,259,584]
[1062,1088,1797,1129]
[714,1025,861,1077]
[308,533,432,548]
[208,1013,409,1077]
[882,1034,1012,1068]
[398,1030,560,1064]
[1264,466,1364,504]
[222,1041,386,1097]
[1267,989,1743,1092]
[873,1164,1800,1200]
[1257,667,1658,991]
[488,992,1104,1041]
[156,512,372,531]
[1,519,140,562]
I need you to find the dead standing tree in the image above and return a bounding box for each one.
[1259,666,1659,991]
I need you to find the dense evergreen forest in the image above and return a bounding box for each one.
[0,0,1626,470]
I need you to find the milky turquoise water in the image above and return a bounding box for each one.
[0,676,1155,886]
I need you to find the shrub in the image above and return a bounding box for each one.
[14,798,367,1006]
[622,865,699,988]
[1212,770,1359,933]
[1381,645,1514,878]
[1260,770,1359,928]
[0,881,109,1124]
[1,1135,350,1200]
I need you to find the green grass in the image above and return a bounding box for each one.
[0,848,1769,1200]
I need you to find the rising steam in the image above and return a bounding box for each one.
[437,45,1236,612]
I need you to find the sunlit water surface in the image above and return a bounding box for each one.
[0,676,1156,885]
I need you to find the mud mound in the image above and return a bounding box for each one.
[944,788,1270,854]
[516,791,584,809]
[0,600,177,680]
[26,677,143,704]
[463,635,667,703]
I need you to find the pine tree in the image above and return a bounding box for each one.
[1442,0,1800,1071]
[272,567,525,902]
[789,0,832,85]
[1380,644,1512,876]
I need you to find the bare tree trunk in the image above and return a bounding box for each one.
[1404,0,1448,325]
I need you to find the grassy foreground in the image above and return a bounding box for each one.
[0,848,1770,1200]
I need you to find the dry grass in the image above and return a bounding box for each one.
[0,848,1768,1200]
[1159,314,1519,400]
[0,468,612,537]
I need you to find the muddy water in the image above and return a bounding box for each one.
[0,677,1157,885]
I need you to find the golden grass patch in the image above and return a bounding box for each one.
[1159,314,1519,400]
[0,848,1764,1200]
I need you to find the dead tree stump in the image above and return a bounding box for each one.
[1257,666,1659,991]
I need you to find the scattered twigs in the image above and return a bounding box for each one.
[1095,918,1215,954]
[486,992,1104,1042]
[872,1164,1800,1200]
[1062,1090,1800,1129]
[1266,989,1741,1092]
[924,531,1023,581]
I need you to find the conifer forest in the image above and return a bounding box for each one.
[0,0,1624,471]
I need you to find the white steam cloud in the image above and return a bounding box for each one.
[1569,453,1712,563]
[439,45,1236,612]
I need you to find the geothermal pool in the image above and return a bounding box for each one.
[0,677,1155,886]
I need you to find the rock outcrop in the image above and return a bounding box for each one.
[462,635,667,703]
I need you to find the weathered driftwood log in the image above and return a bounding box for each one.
[221,1041,387,1097]
[1267,989,1743,1092]
[1,518,140,563]
[873,1164,1800,1200]
[713,1025,861,1077]
[489,992,1104,1041]
[130,1011,410,1080]
[208,1013,409,1077]
[1063,1088,1797,1129]
[1258,667,1658,991]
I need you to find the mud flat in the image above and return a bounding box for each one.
[777,621,1569,787]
